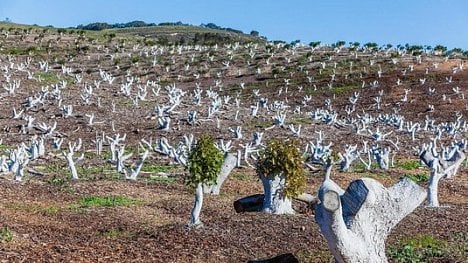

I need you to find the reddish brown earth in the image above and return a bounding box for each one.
[0,25,466,262]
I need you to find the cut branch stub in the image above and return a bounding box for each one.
[323,190,340,212]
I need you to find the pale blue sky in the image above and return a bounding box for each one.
[1,0,467,49]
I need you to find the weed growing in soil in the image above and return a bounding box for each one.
[0,226,13,242]
[388,234,446,262]
[395,160,421,170]
[77,195,140,208]
[403,173,429,183]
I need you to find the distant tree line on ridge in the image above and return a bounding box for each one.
[75,21,261,37]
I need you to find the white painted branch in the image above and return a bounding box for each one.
[203,153,237,195]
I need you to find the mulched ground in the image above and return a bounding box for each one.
[0,167,466,262]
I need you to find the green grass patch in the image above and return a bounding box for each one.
[3,46,40,56]
[388,235,446,262]
[77,165,121,180]
[403,173,429,183]
[40,163,69,175]
[34,71,59,84]
[0,226,13,242]
[353,161,379,172]
[332,84,358,95]
[0,144,10,150]
[46,174,70,186]
[231,172,253,181]
[395,160,421,170]
[77,195,140,208]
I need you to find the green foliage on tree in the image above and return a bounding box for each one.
[256,139,306,198]
[309,41,321,48]
[333,40,346,48]
[187,134,224,188]
[250,30,259,37]
[364,42,379,50]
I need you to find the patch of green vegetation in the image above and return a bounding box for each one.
[0,226,13,242]
[257,139,306,198]
[102,228,135,239]
[231,172,252,181]
[388,235,446,262]
[403,173,429,183]
[34,71,59,84]
[353,161,379,171]
[77,165,120,180]
[47,176,69,186]
[332,84,358,95]
[0,143,11,154]
[187,134,224,187]
[395,160,421,170]
[0,144,10,150]
[77,195,140,208]
[41,163,69,175]
[3,46,40,55]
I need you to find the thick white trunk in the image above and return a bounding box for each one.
[427,172,441,207]
[261,174,294,214]
[189,183,203,227]
[203,153,237,195]
[65,154,79,180]
[316,177,426,263]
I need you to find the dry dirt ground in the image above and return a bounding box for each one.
[0,169,466,262]
[0,26,467,262]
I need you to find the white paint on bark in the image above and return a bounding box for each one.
[189,183,204,227]
[203,153,237,195]
[261,173,294,214]
[316,177,426,263]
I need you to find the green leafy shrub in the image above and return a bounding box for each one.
[256,139,306,198]
[187,134,224,187]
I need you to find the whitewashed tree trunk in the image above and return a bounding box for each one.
[189,183,204,227]
[315,177,426,263]
[203,153,237,195]
[65,152,79,180]
[261,173,294,214]
[420,141,466,207]
[427,172,440,207]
